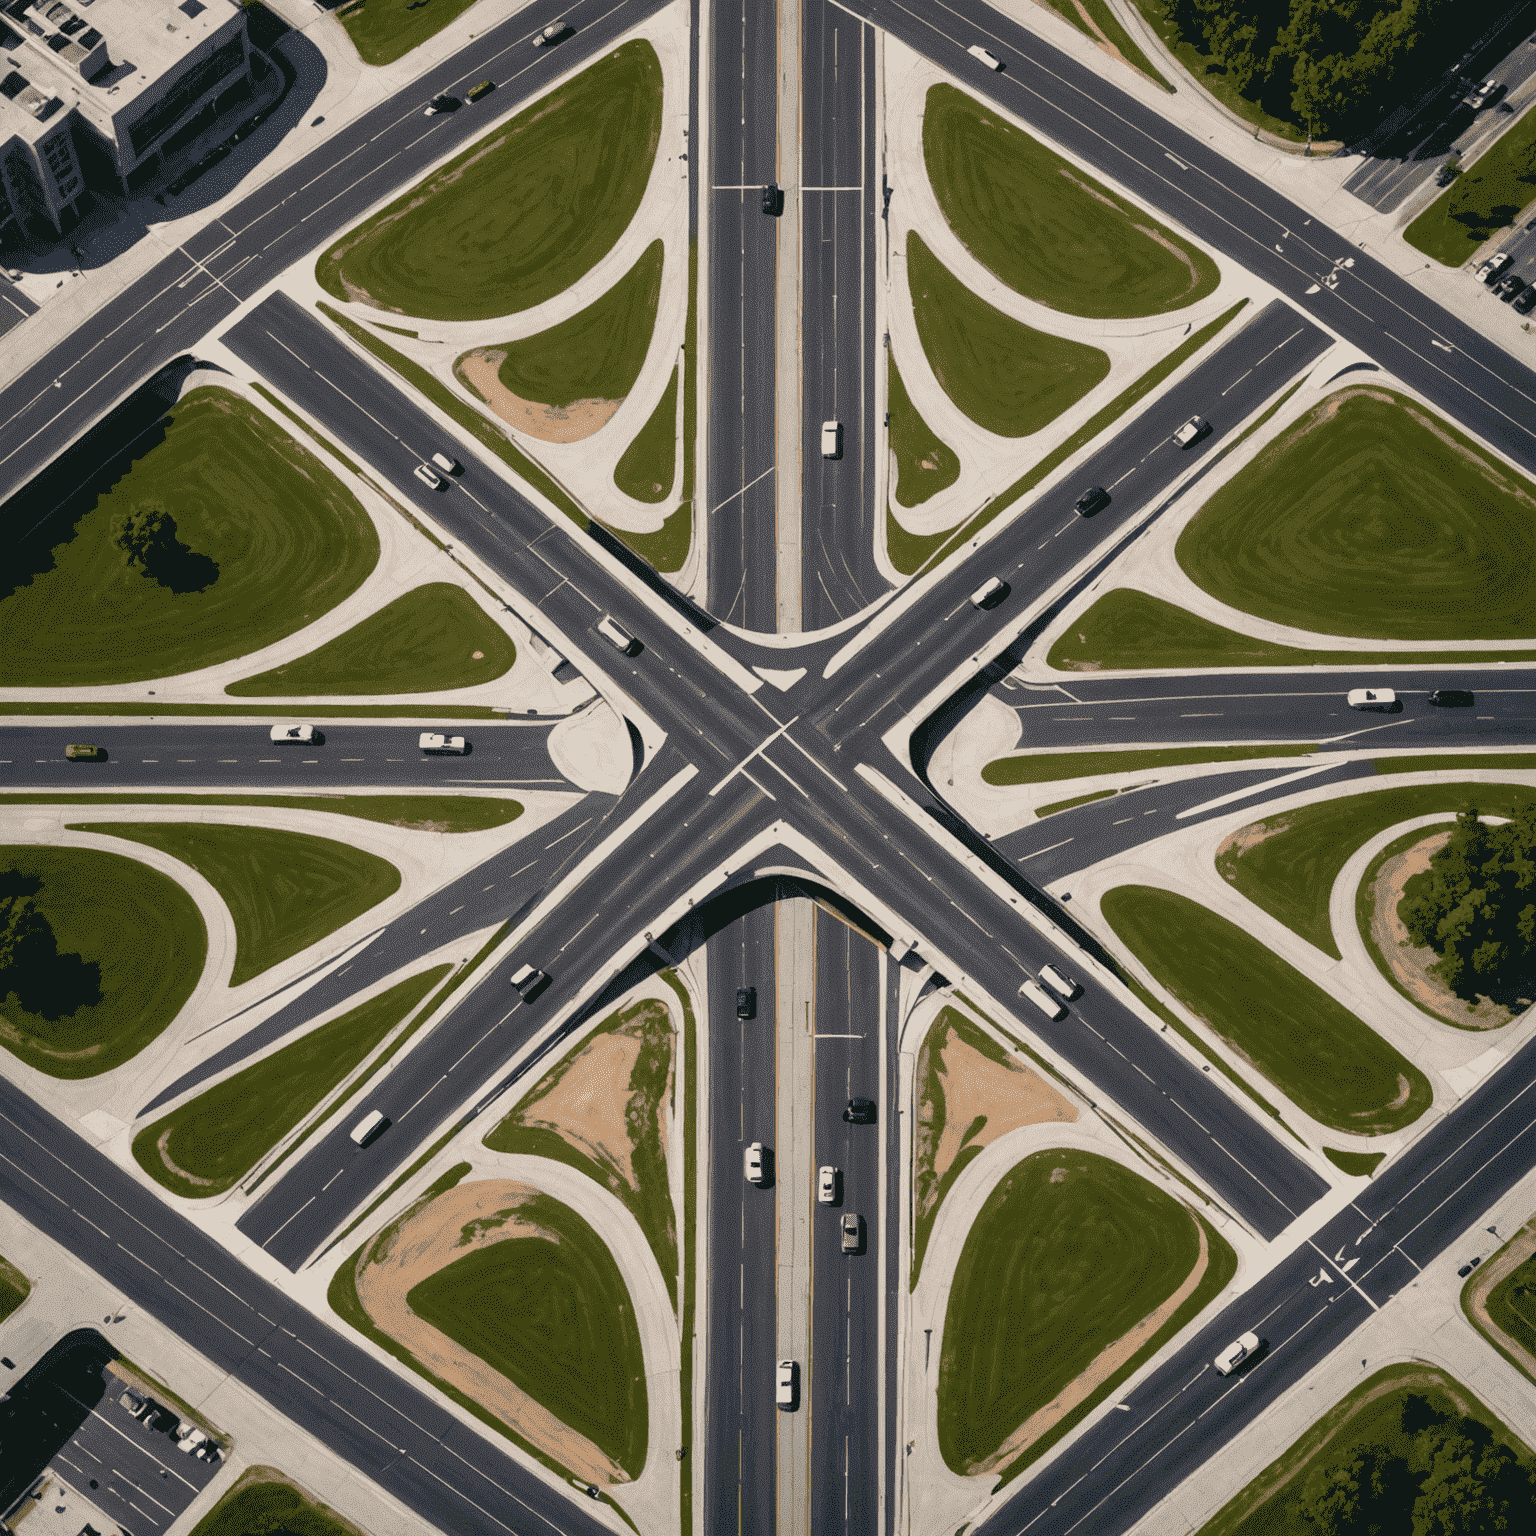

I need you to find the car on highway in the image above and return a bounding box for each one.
[596,614,639,654]
[510,963,550,999]
[776,1359,798,1408]
[818,1165,838,1204]
[1515,285,1536,315]
[762,183,782,216]
[349,1109,388,1146]
[1463,79,1501,109]
[414,463,444,489]
[422,95,459,117]
[1040,964,1082,1001]
[532,20,569,46]
[1074,485,1109,516]
[967,44,1003,70]
[1429,688,1474,707]
[840,1213,862,1254]
[1020,977,1067,1020]
[269,723,320,744]
[842,1097,875,1124]
[1475,252,1511,284]
[821,419,842,458]
[419,732,468,754]
[969,575,1006,609]
[736,986,756,1020]
[1171,415,1210,448]
[1346,687,1398,711]
[431,451,460,475]
[467,79,495,102]
[744,1141,767,1184]
[65,743,104,761]
[1213,1331,1261,1376]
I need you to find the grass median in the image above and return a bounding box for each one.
[1405,103,1536,266]
[133,966,449,1198]
[317,42,663,320]
[0,845,204,1078]
[888,357,960,508]
[1102,885,1431,1133]
[2,388,378,688]
[81,822,399,986]
[3,793,524,832]
[227,583,515,696]
[614,366,678,503]
[922,84,1214,316]
[983,743,1317,785]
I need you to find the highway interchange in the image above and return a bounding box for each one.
[4,1,1536,1534]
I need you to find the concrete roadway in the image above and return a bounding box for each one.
[706,0,781,630]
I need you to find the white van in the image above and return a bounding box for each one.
[350,1109,387,1147]
[1214,1332,1260,1376]
[820,420,842,458]
[1039,964,1082,1001]
[776,1359,798,1408]
[744,1141,767,1185]
[1019,978,1067,1021]
[1346,687,1396,711]
[968,45,1003,70]
[596,615,638,655]
[431,452,460,475]
[970,576,1004,609]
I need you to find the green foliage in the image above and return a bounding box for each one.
[601,502,692,573]
[113,507,179,572]
[614,366,678,503]
[226,583,515,696]
[1399,805,1536,995]
[1297,1442,1407,1534]
[190,1473,360,1536]
[0,888,50,974]
[1406,106,1536,266]
[888,358,960,508]
[1481,1245,1536,1370]
[983,743,1315,785]
[316,42,664,320]
[1038,0,1173,88]
[907,234,1109,437]
[336,0,482,68]
[0,1252,30,1325]
[1323,1147,1385,1177]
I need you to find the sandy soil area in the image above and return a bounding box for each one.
[969,1213,1210,1475]
[1369,831,1514,1029]
[355,1177,625,1485]
[1466,1219,1536,1382]
[527,1031,645,1189]
[458,351,621,443]
[152,1128,214,1188]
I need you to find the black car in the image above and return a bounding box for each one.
[842,1097,876,1124]
[761,183,782,216]
[1429,688,1474,707]
[423,94,460,116]
[1514,285,1536,315]
[1074,485,1109,516]
[736,986,756,1020]
[1495,271,1527,301]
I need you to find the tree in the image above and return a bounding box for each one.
[0,894,51,976]
[1412,1433,1533,1534]
[112,506,181,575]
[1299,1443,1405,1534]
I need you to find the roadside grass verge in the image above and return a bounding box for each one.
[0,845,204,1078]
[80,822,399,986]
[888,357,960,508]
[336,0,481,68]
[190,1466,363,1536]
[983,743,1317,785]
[316,42,663,320]
[1215,783,1536,960]
[317,302,589,530]
[1377,754,1536,776]
[658,970,696,1535]
[1176,389,1536,641]
[614,366,678,503]
[939,1149,1234,1482]
[0,701,508,717]
[474,242,663,408]
[0,1253,30,1323]
[132,966,449,1198]
[908,234,1109,437]
[922,83,1214,317]
[1048,588,1536,671]
[227,583,515,696]
[1469,1221,1536,1382]
[1038,0,1173,89]
[1101,886,1431,1134]
[1193,1362,1532,1536]
[889,300,1245,576]
[1405,103,1536,265]
[603,502,692,573]
[3,793,524,833]
[1037,788,1116,817]
[484,996,678,1307]
[405,1191,648,1477]
[1324,1147,1385,1177]
[1,388,378,688]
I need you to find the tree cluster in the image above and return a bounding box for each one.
[1399,806,1536,996]
[1165,0,1472,140]
[110,505,219,595]
[0,870,101,1024]
[1297,1397,1536,1534]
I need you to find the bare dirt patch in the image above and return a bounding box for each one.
[1369,831,1515,1029]
[355,1177,624,1486]
[522,1030,645,1191]
[154,1128,214,1188]
[971,1213,1210,1474]
[458,351,621,443]
[1467,1219,1536,1384]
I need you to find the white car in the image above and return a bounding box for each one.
[431,452,460,475]
[1171,415,1209,448]
[744,1141,766,1185]
[967,44,1003,70]
[1346,687,1397,711]
[1039,964,1082,1001]
[820,419,841,458]
[413,463,443,489]
[1019,978,1067,1021]
[419,732,468,754]
[970,575,1005,609]
[175,1424,209,1454]
[817,1165,838,1204]
[1214,1331,1260,1376]
[532,20,566,45]
[269,723,315,744]
[1475,252,1511,284]
[776,1359,798,1408]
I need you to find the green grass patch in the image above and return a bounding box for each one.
[1176,389,1536,641]
[335,0,481,68]
[658,970,696,1532]
[1101,886,1431,1134]
[890,301,1245,576]
[1038,788,1117,817]
[922,83,1215,318]
[1194,1362,1534,1536]
[1377,753,1536,775]
[317,42,663,320]
[0,844,204,1078]
[2,793,522,832]
[402,1190,648,1477]
[1472,1225,1536,1381]
[1039,0,1173,88]
[318,302,589,530]
[939,1149,1235,1480]
[1049,588,1536,671]
[0,701,507,717]
[251,384,364,477]
[1216,783,1536,960]
[227,583,514,696]
[1324,1147,1385,1177]
[1406,104,1536,266]
[603,502,692,573]
[0,1252,30,1324]
[80,822,399,987]
[1,388,378,687]
[889,356,961,508]
[132,966,449,1198]
[907,233,1109,437]
[190,1466,364,1536]
[475,242,662,408]
[485,996,678,1307]
[983,743,1317,785]
[614,366,678,503]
